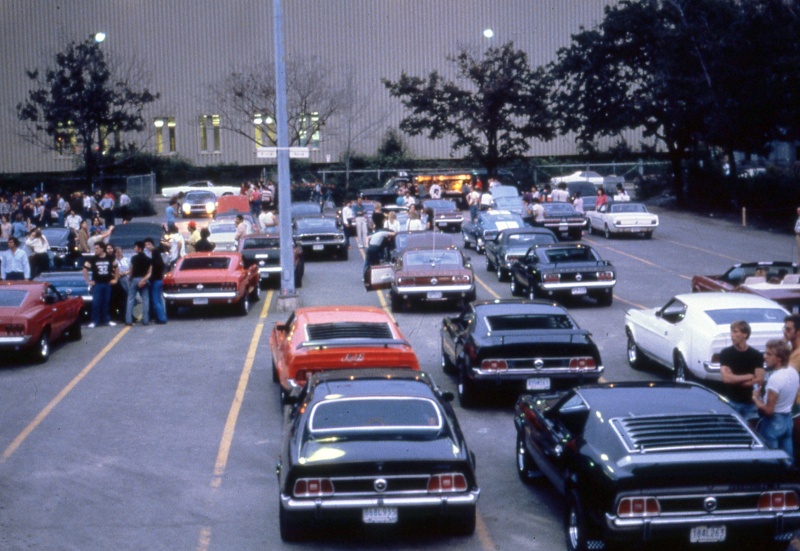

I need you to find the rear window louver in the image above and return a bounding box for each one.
[612,414,760,453]
[306,322,394,341]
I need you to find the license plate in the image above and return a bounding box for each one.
[571,287,587,295]
[558,224,568,231]
[690,525,726,543]
[362,507,398,524]
[526,378,551,390]
[193,298,209,305]
[312,244,324,251]
[438,222,448,227]
[427,291,443,299]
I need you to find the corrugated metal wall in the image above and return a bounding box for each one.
[0,0,641,174]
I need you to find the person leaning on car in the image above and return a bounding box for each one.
[719,320,764,422]
[753,339,799,460]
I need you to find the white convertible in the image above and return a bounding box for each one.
[585,201,658,239]
[161,180,239,198]
[625,293,786,382]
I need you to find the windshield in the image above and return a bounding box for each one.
[242,237,280,249]
[543,247,598,263]
[705,308,786,325]
[185,192,216,202]
[486,314,575,331]
[543,203,579,216]
[0,290,28,307]
[296,218,338,231]
[507,232,557,246]
[609,203,647,213]
[424,200,457,211]
[405,250,462,267]
[291,204,321,217]
[180,257,231,270]
[309,397,442,433]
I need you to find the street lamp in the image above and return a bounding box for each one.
[93,32,106,43]
[483,28,494,39]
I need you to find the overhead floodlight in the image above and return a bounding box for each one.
[93,32,106,43]
[483,29,494,39]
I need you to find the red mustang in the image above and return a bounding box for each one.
[0,281,84,363]
[269,306,420,403]
[162,252,260,316]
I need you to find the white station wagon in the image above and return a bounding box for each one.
[625,293,786,381]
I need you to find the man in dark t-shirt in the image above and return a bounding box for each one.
[83,242,119,327]
[144,237,168,324]
[126,241,152,326]
[719,320,764,422]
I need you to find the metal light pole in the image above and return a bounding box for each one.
[273,0,297,310]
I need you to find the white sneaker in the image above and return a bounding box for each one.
[87,323,96,328]
[108,321,117,327]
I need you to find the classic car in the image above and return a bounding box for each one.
[207,220,238,252]
[509,243,616,306]
[585,201,659,239]
[34,271,92,318]
[441,300,603,406]
[365,246,476,312]
[514,382,800,551]
[691,261,799,293]
[292,215,347,260]
[421,199,464,232]
[625,292,787,382]
[276,368,480,542]
[161,180,239,198]
[565,181,599,211]
[161,252,260,316]
[0,281,83,363]
[269,306,420,402]
[359,174,410,205]
[550,170,624,187]
[539,202,586,240]
[484,227,558,281]
[180,189,217,218]
[290,201,322,219]
[238,232,304,288]
[461,210,528,253]
[37,227,82,271]
[491,196,527,219]
[733,277,800,314]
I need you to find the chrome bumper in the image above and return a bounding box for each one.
[0,336,31,346]
[163,292,238,300]
[540,281,615,291]
[606,510,800,533]
[281,489,480,511]
[471,365,604,379]
[395,284,474,295]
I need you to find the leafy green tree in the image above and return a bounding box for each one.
[16,38,159,186]
[383,42,554,176]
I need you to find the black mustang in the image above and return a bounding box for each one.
[484,227,558,281]
[509,243,616,306]
[514,382,800,551]
[461,210,528,254]
[292,215,348,260]
[238,231,304,288]
[276,369,480,542]
[440,300,603,407]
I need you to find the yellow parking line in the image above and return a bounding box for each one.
[210,290,272,488]
[1,326,130,464]
[475,275,500,299]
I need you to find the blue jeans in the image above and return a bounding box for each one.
[469,204,478,222]
[91,282,112,325]
[759,412,794,460]
[730,400,758,422]
[150,279,167,323]
[126,278,150,325]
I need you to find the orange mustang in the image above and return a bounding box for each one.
[269,306,420,403]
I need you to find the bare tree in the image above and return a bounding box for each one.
[209,56,346,149]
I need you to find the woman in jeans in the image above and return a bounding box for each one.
[754,339,800,460]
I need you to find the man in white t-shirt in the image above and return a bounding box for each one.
[754,339,799,459]
[429,183,442,199]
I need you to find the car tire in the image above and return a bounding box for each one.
[486,256,495,272]
[586,219,594,235]
[565,490,603,551]
[510,277,521,296]
[457,363,477,408]
[249,284,261,303]
[528,285,537,301]
[30,331,50,364]
[272,358,279,383]
[279,504,305,542]
[516,431,542,484]
[604,224,612,239]
[643,231,653,239]
[462,235,471,249]
[389,292,402,313]
[597,290,613,307]
[237,295,250,316]
[496,265,506,282]
[340,247,348,261]
[673,353,689,383]
[66,319,82,342]
[569,229,582,241]
[626,333,646,371]
[448,506,476,537]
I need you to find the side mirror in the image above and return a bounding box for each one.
[275,322,287,331]
[440,391,455,402]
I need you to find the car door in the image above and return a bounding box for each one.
[637,298,688,366]
[441,307,474,365]
[513,249,536,289]
[43,285,70,338]
[364,262,395,291]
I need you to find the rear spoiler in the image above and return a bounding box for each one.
[298,338,411,350]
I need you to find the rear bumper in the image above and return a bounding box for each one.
[163,291,238,301]
[0,336,32,347]
[281,490,480,512]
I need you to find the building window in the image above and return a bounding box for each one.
[154,117,177,154]
[254,113,276,147]
[299,112,320,149]
[55,121,77,156]
[199,114,221,153]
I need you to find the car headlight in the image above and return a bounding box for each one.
[205,202,215,214]
[182,204,191,214]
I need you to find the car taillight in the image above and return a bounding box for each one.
[543,273,560,283]
[617,496,660,517]
[221,282,237,291]
[454,274,471,283]
[758,491,799,511]
[597,271,614,281]
[569,357,596,369]
[293,478,334,497]
[397,276,414,286]
[427,473,468,493]
[481,359,508,372]
[4,324,25,336]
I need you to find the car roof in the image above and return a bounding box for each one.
[670,292,788,309]
[295,305,397,324]
[307,368,437,398]
[404,232,457,250]
[472,299,569,316]
[574,382,730,417]
[498,227,557,238]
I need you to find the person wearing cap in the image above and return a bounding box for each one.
[186,220,201,253]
